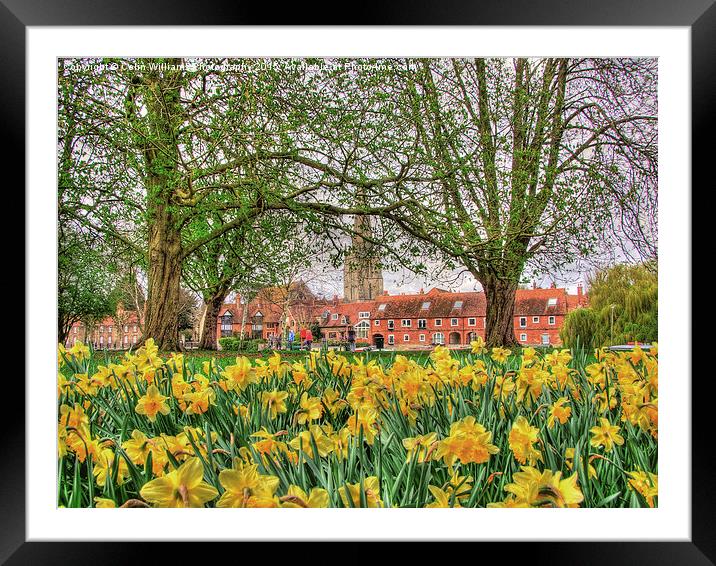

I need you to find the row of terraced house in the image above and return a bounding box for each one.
[216,283,588,349]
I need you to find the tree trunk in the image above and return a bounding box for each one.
[199,293,226,350]
[143,208,183,352]
[482,274,520,348]
[58,315,70,346]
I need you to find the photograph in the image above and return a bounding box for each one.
[56,56,659,510]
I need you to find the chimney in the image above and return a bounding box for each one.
[577,283,584,303]
[383,290,389,296]
[419,287,424,294]
[550,281,557,289]
[332,294,338,306]
[532,281,537,289]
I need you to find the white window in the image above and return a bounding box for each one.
[468,318,476,326]
[433,332,445,345]
[401,319,411,328]
[434,319,442,327]
[542,334,550,345]
[520,333,527,342]
[108,326,112,334]
[453,301,463,309]
[532,316,540,324]
[421,301,431,309]
[133,325,137,332]
[374,320,380,326]
[73,326,78,334]
[547,298,558,306]
[418,318,427,329]
[355,320,370,339]
[100,326,105,333]
[403,334,410,342]
[359,312,370,319]
[341,316,347,324]
[450,318,458,326]
[99,336,104,345]
[378,304,387,311]
[133,335,137,344]
[332,313,339,321]
[388,334,395,345]
[419,334,426,342]
[519,317,527,328]
[388,320,395,330]
[549,316,556,325]
[124,324,128,332]
[124,335,128,344]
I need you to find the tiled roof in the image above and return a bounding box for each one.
[316,300,374,328]
[373,291,486,319]
[221,285,585,326]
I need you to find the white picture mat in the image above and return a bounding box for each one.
[27,26,690,541]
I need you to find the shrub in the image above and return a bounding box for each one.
[560,307,599,350]
[218,337,262,352]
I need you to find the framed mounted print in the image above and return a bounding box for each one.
[7,0,711,563]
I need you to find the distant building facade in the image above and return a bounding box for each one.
[65,305,144,350]
[216,282,587,349]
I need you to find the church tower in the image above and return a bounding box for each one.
[343,214,384,302]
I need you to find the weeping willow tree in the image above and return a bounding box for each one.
[561,263,657,347]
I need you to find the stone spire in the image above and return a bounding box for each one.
[343,214,384,302]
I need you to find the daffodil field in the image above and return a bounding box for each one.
[57,338,658,508]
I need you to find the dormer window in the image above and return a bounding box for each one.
[453,300,463,309]
[378,304,387,311]
[421,301,431,309]
[332,313,339,321]
[547,298,557,306]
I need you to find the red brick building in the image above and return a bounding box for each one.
[216,283,587,349]
[65,306,143,350]
[216,283,327,344]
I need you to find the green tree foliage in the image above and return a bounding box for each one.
[58,230,119,344]
[559,307,599,350]
[561,263,658,348]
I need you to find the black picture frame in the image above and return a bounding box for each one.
[6,0,708,562]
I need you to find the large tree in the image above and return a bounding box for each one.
[59,57,426,350]
[364,58,657,346]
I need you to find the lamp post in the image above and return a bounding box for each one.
[610,304,616,346]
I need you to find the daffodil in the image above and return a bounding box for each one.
[139,458,218,508]
[425,485,461,508]
[134,384,170,422]
[281,485,329,508]
[216,463,280,508]
[260,390,289,420]
[547,397,572,428]
[504,466,583,508]
[626,470,658,507]
[589,418,624,452]
[508,416,542,465]
[402,433,438,463]
[491,347,511,364]
[470,336,487,355]
[338,476,383,508]
[435,417,499,466]
[94,497,116,508]
[295,392,323,425]
[220,356,258,392]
